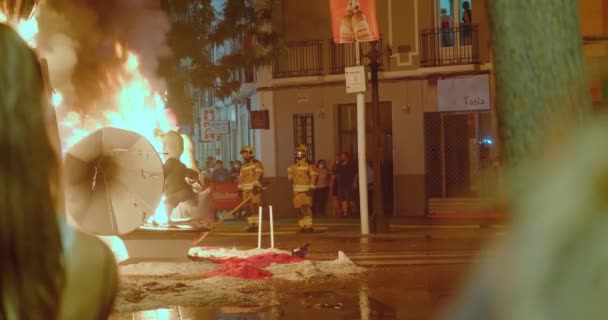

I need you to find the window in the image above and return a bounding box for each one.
[293,113,315,162]
[438,0,473,47]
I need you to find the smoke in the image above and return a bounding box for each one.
[36,0,171,114]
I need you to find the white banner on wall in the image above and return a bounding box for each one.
[204,120,230,135]
[437,74,490,112]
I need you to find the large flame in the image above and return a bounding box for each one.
[2,8,194,262]
[54,48,178,260]
[58,48,171,151]
[57,47,182,227]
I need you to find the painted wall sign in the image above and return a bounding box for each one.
[437,74,490,112]
[204,120,230,135]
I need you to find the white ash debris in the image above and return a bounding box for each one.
[115,249,364,312]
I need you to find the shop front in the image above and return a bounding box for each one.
[424,73,498,217]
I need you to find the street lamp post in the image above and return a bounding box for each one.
[367,44,389,234]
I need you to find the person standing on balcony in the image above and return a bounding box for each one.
[441,8,453,47]
[462,1,472,45]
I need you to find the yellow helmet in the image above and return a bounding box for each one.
[295,144,308,159]
[240,145,255,157]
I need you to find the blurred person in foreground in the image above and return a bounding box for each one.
[0,24,117,320]
[440,119,608,320]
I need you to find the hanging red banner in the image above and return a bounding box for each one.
[330,0,379,44]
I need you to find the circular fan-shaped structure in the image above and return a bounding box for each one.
[0,0,39,20]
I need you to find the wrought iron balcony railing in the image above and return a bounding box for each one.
[328,37,386,75]
[420,25,480,67]
[272,40,324,79]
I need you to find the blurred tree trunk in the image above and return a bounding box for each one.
[489,0,592,165]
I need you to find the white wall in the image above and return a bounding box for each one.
[270,80,432,177]
[385,80,426,175]
[255,90,278,177]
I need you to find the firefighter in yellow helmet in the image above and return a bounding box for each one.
[288,144,319,233]
[238,145,264,232]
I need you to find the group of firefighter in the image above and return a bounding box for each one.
[237,144,318,233]
[159,128,318,232]
[160,128,317,232]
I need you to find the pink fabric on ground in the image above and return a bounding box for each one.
[202,253,306,280]
[203,263,274,280]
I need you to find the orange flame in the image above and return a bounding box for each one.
[4,5,199,254]
[56,47,181,226]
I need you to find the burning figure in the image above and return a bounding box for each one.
[160,130,199,224]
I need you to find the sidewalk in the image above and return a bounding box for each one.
[123,215,506,241]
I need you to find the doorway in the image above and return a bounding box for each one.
[424,110,493,198]
[337,102,394,215]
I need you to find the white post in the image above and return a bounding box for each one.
[269,206,275,249]
[257,206,263,249]
[355,41,370,235]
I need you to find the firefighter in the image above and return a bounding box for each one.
[288,144,319,233]
[238,145,264,232]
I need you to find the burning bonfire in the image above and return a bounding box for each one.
[1,5,200,262]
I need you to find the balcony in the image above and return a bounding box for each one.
[272,37,388,79]
[420,25,480,67]
[328,37,386,74]
[272,40,324,79]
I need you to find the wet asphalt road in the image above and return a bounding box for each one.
[110,217,504,320]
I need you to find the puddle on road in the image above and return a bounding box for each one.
[112,287,397,320]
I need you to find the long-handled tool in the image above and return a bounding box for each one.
[192,193,254,245]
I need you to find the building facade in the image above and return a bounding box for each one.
[580,0,608,110]
[163,0,607,218]
[162,0,256,167]
[250,0,496,216]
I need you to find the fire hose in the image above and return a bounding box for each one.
[192,187,266,245]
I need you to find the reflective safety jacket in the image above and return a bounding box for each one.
[238,159,264,191]
[288,159,319,192]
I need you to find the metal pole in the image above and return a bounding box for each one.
[369,47,389,233]
[257,206,263,249]
[269,205,275,249]
[355,41,370,235]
